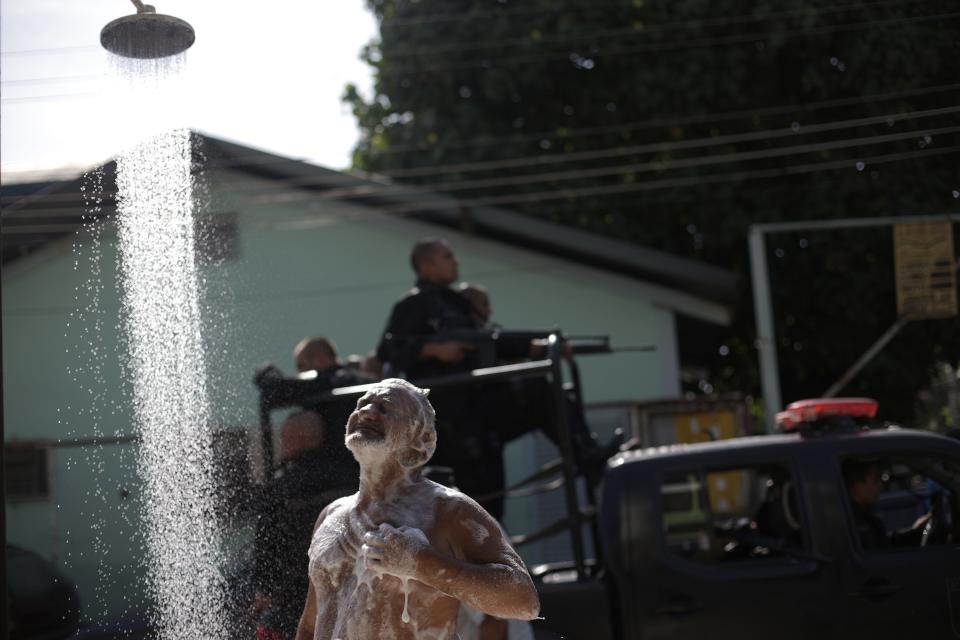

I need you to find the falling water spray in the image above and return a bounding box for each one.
[103,3,226,637]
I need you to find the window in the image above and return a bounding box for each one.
[5,447,49,501]
[661,463,804,563]
[841,453,960,552]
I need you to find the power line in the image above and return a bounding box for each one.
[6,144,952,225]
[1,91,102,105]
[376,145,960,214]
[0,45,100,57]
[1,73,108,87]
[224,123,953,200]
[399,125,960,193]
[377,0,930,57]
[376,0,919,30]
[377,12,960,75]
[4,105,956,210]
[382,107,960,178]
[366,83,960,154]
[379,0,647,29]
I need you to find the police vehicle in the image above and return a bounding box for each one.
[535,396,960,640]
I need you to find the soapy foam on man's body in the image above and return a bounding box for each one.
[308,481,460,639]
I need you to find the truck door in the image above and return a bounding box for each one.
[643,460,837,640]
[836,449,960,638]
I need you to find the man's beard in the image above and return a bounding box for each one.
[345,428,393,465]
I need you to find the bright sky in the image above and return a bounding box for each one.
[0,0,378,181]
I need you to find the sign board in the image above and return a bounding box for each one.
[893,221,957,319]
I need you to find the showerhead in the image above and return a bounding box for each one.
[101,1,195,59]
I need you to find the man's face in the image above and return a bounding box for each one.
[295,350,314,373]
[850,467,883,507]
[421,242,459,286]
[345,385,415,456]
[295,348,334,373]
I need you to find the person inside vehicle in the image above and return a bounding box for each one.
[843,458,931,549]
[294,378,539,640]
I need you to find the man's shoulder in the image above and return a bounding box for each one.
[397,284,433,304]
[426,481,490,521]
[422,481,507,554]
[385,285,430,314]
[318,493,357,522]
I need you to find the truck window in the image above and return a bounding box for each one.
[661,464,804,563]
[841,453,960,552]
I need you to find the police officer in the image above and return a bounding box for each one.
[376,239,479,378]
[376,239,600,520]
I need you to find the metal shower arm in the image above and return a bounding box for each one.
[130,0,156,14]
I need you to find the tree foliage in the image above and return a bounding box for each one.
[345,0,960,425]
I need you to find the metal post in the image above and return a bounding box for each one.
[749,226,782,433]
[822,315,911,398]
[548,332,587,580]
[948,364,960,429]
[259,398,274,472]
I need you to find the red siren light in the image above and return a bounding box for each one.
[776,398,879,432]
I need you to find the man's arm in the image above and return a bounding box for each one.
[377,297,430,374]
[294,578,318,640]
[379,296,471,372]
[362,498,540,620]
[254,364,337,408]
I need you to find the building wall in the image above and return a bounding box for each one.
[4,167,691,622]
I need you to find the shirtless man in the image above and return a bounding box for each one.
[295,378,540,640]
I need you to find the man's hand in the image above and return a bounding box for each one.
[361,524,430,579]
[422,340,474,363]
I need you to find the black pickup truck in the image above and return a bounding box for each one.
[534,398,960,640]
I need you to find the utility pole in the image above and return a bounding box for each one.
[749,227,781,434]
